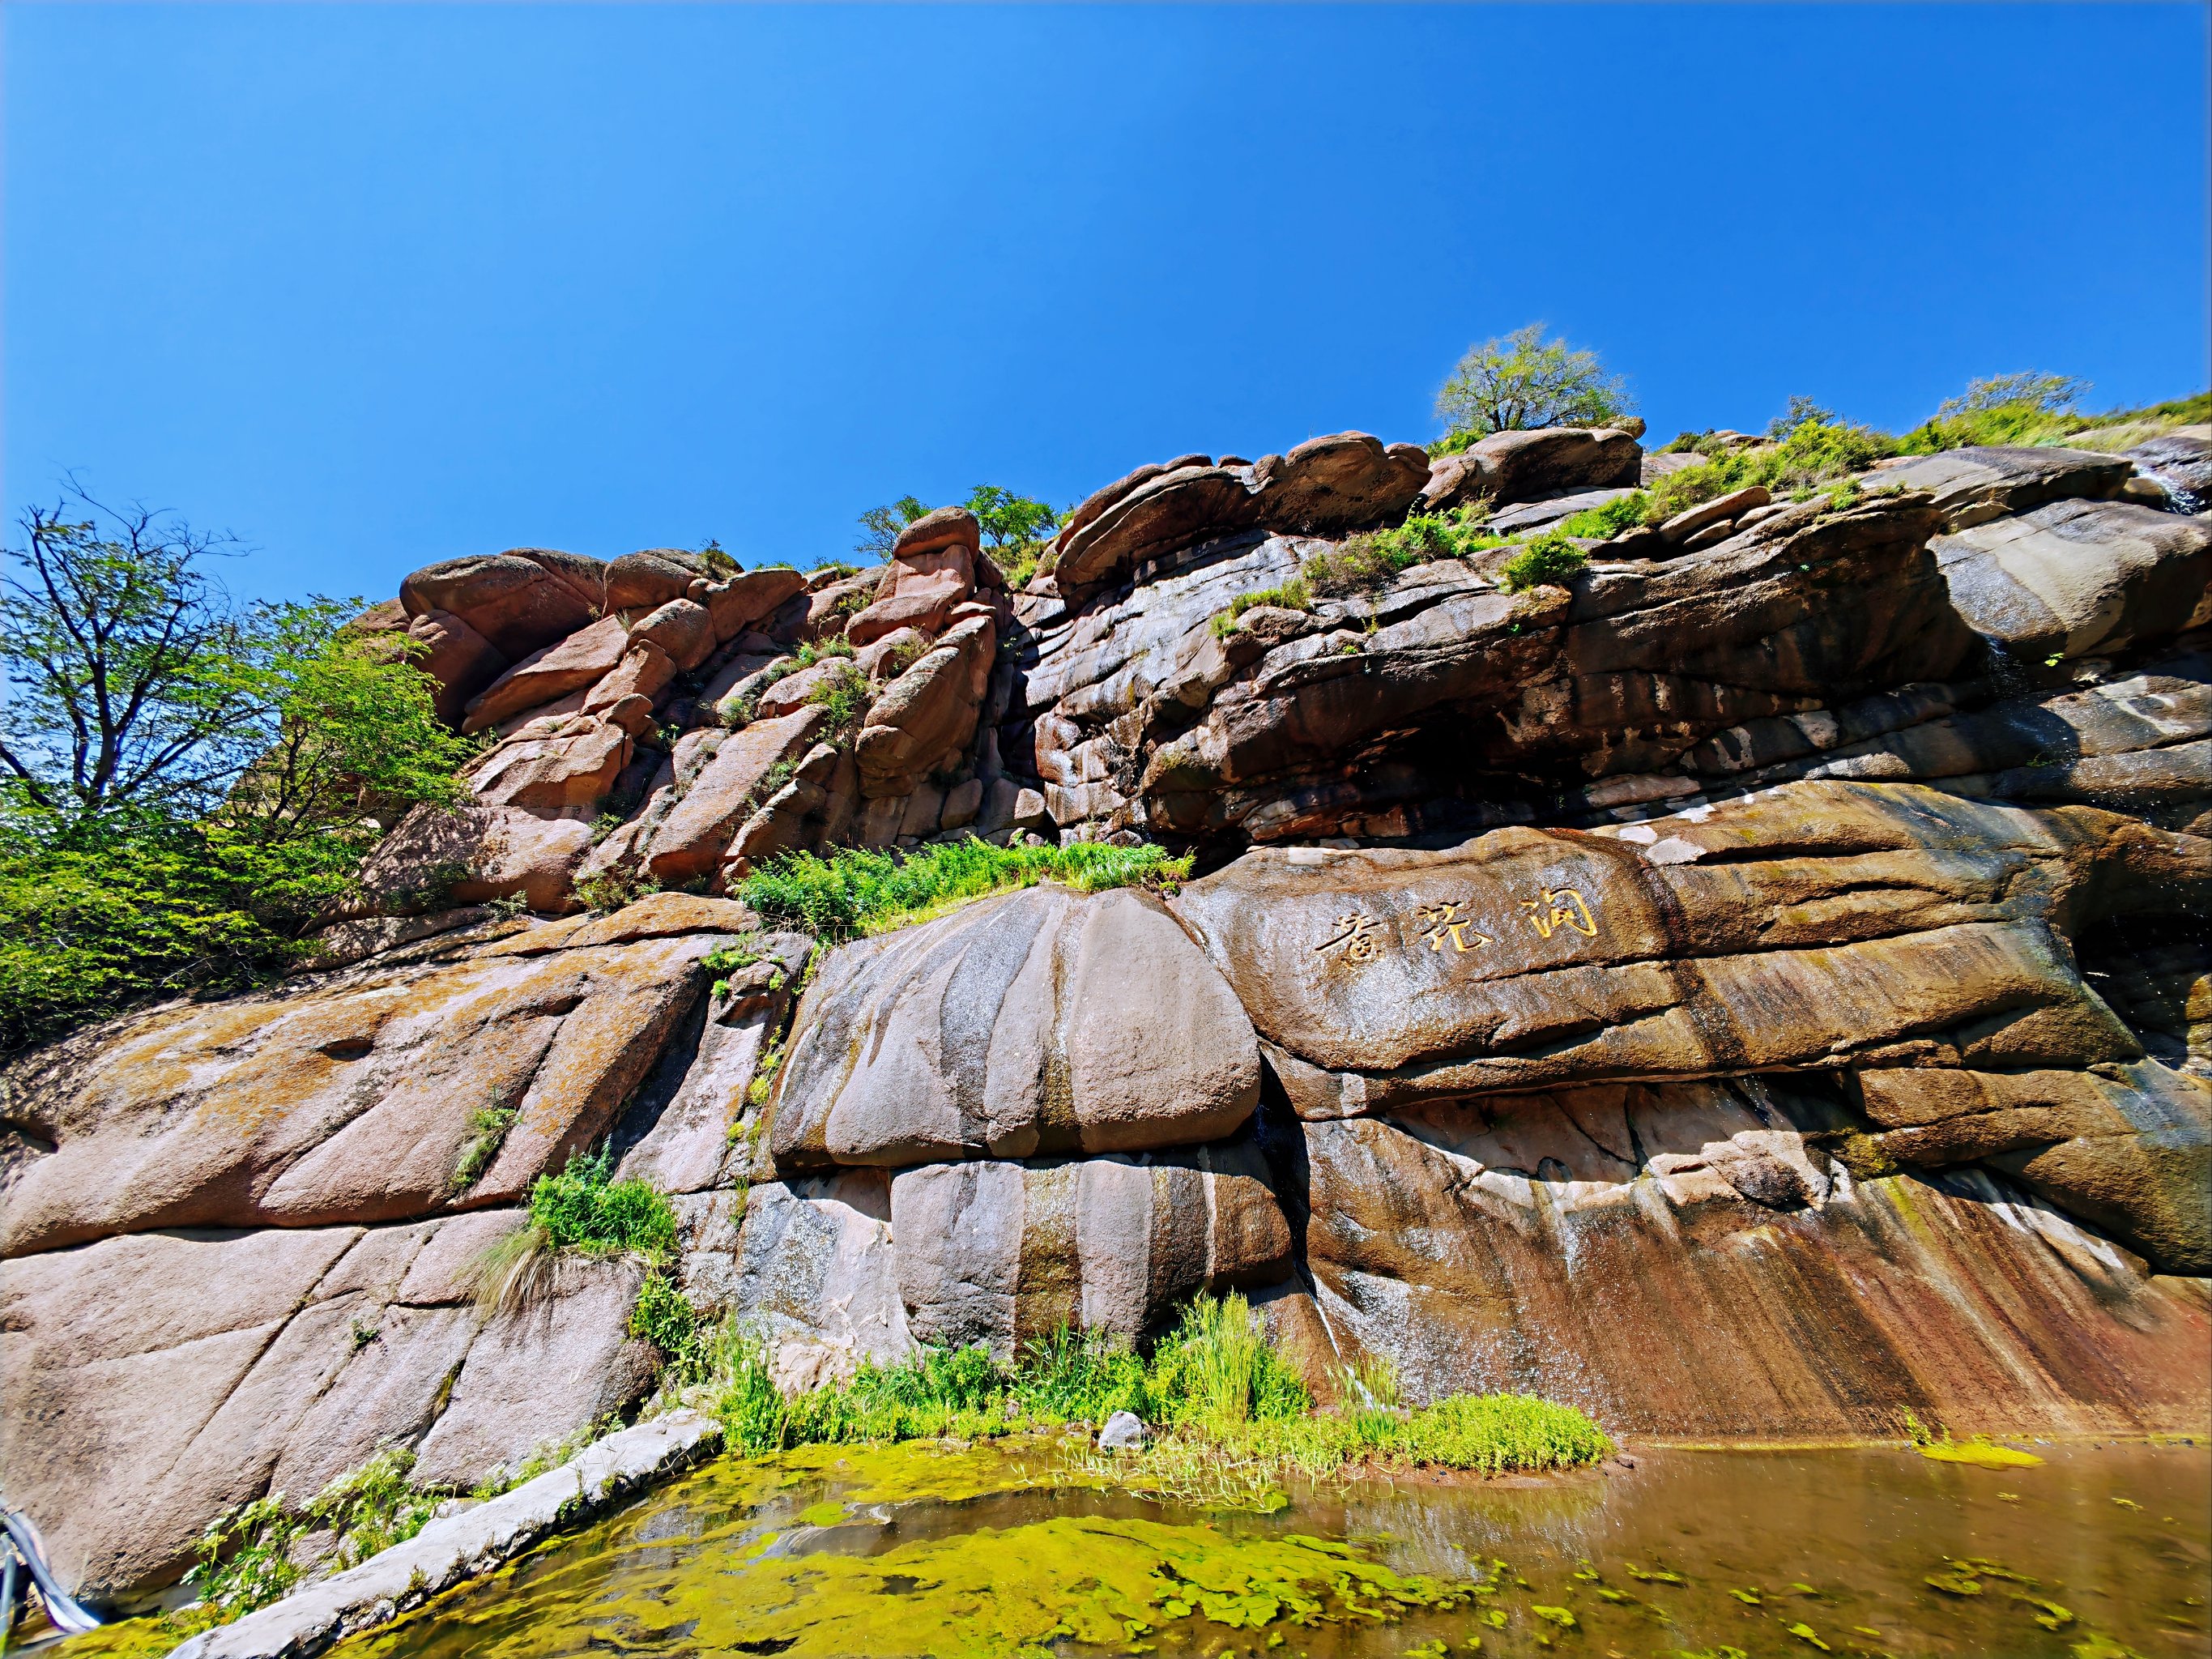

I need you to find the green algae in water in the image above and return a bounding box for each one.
[1922,1437,2045,1469]
[347,1512,1471,1659]
[293,1439,2208,1659]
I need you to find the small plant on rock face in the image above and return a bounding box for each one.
[449,1085,521,1192]
[572,867,660,915]
[1557,492,1649,540]
[1497,531,1589,593]
[177,1448,444,1634]
[1210,578,1313,635]
[882,634,931,678]
[1301,506,1502,596]
[803,663,873,740]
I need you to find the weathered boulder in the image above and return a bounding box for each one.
[1867,445,2130,529]
[1249,433,1430,535]
[892,505,983,559]
[604,549,710,612]
[847,542,977,646]
[0,929,732,1258]
[460,614,632,734]
[854,613,995,798]
[405,608,509,726]
[399,552,601,660]
[408,1255,656,1487]
[1054,457,1211,561]
[731,1173,914,1385]
[582,639,677,717]
[889,1139,1293,1359]
[705,567,809,642]
[1052,466,1263,601]
[629,597,716,672]
[467,714,632,812]
[771,883,1259,1171]
[1421,428,1643,511]
[2128,433,2212,506]
[1934,498,2212,660]
[643,706,830,882]
[358,803,593,916]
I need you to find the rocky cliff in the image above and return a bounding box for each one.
[6,422,2210,1610]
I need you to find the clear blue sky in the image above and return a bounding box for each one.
[6,4,2207,606]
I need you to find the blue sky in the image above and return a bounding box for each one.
[6,4,2207,606]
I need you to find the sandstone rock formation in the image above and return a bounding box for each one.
[5,416,2210,1611]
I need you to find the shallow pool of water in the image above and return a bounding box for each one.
[345,1437,2210,1659]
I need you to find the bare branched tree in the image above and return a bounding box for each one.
[0,484,262,825]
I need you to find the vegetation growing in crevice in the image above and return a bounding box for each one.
[573,866,662,915]
[1558,491,1652,539]
[471,1146,705,1373]
[734,836,1191,940]
[1644,417,1896,520]
[802,662,872,740]
[448,1084,522,1192]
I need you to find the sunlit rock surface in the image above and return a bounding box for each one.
[5,420,2210,1608]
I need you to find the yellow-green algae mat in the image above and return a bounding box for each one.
[51,1438,2212,1659]
[347,1442,1473,1658]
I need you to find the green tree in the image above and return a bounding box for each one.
[1766,395,1838,441]
[963,485,1062,584]
[855,496,928,559]
[1434,322,1634,445]
[0,488,472,1048]
[1938,372,2088,418]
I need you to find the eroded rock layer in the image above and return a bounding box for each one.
[5,423,2210,1610]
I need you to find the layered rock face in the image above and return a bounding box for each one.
[5,421,2210,1609]
[0,896,782,1606]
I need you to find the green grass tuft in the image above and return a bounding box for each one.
[695,1292,1608,1498]
[1557,492,1650,539]
[1210,579,1313,636]
[1302,506,1502,597]
[1497,531,1588,593]
[735,836,1191,940]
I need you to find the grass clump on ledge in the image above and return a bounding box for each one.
[1497,531,1589,593]
[1209,578,1312,637]
[735,835,1191,940]
[1302,505,1503,597]
[700,1293,1609,1501]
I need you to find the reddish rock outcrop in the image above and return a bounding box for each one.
[770,884,1259,1171]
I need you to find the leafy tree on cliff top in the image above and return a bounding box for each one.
[0,485,472,1047]
[854,486,1062,583]
[1433,322,1635,450]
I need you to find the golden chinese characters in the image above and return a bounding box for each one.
[1312,884,1603,966]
